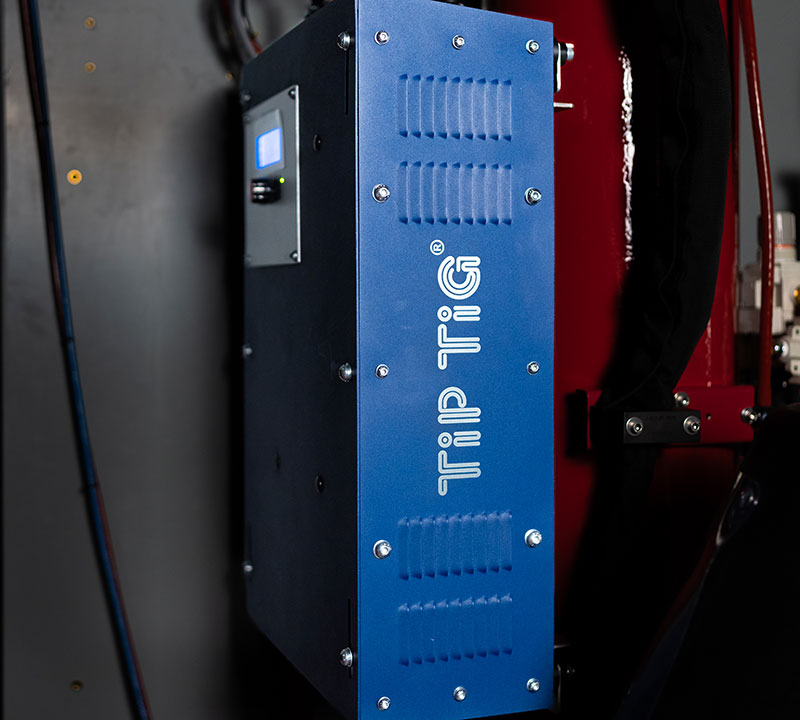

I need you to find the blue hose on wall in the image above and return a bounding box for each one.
[17,1,153,717]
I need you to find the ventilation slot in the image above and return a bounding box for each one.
[397,162,512,225]
[396,75,512,141]
[396,511,513,580]
[398,594,513,666]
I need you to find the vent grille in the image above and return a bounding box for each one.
[398,594,513,665]
[397,162,512,225]
[397,511,513,580]
[396,75,512,141]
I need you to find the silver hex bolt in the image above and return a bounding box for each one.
[373,539,392,559]
[337,32,352,51]
[338,363,354,383]
[526,40,540,54]
[339,647,354,667]
[683,416,701,436]
[525,529,543,548]
[452,35,466,50]
[375,364,389,379]
[377,697,391,711]
[453,687,467,702]
[527,678,541,693]
[626,417,644,437]
[527,361,540,375]
[375,30,390,45]
[373,184,391,203]
[525,188,543,205]
[674,391,691,408]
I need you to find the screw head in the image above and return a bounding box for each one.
[527,361,540,375]
[527,678,541,693]
[242,561,254,575]
[452,35,466,50]
[683,416,701,436]
[741,407,760,425]
[240,90,251,105]
[337,32,352,51]
[290,250,299,262]
[526,40,540,54]
[375,30,390,45]
[340,647,354,667]
[288,88,297,99]
[674,391,691,408]
[242,344,253,359]
[338,363,354,383]
[525,187,543,205]
[373,540,392,559]
[626,417,644,437]
[375,364,390,379]
[372,184,391,203]
[525,529,543,547]
[377,697,391,711]
[453,687,467,702]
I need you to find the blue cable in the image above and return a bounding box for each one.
[23,2,151,717]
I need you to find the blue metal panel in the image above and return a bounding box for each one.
[356,2,555,719]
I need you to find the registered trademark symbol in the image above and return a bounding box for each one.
[430,239,445,256]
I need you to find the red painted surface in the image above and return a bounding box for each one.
[493,0,742,627]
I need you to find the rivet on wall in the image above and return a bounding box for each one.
[84,61,97,73]
[83,17,96,30]
[67,169,83,185]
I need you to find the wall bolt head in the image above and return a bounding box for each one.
[527,361,540,375]
[373,540,392,559]
[526,40,540,54]
[452,35,466,49]
[338,363,354,382]
[674,391,690,408]
[375,364,390,379]
[683,416,701,436]
[527,678,541,693]
[288,88,296,99]
[525,529,543,547]
[290,250,299,262]
[453,687,467,702]
[377,697,391,711]
[373,184,391,203]
[626,417,644,437]
[525,188,543,205]
[242,344,253,359]
[337,32,352,51]
[242,561,254,575]
[339,648,354,667]
[375,30,390,45]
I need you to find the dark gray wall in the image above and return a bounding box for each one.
[740,1,800,265]
[2,2,308,719]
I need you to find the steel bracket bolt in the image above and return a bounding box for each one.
[526,40,540,54]
[683,416,701,436]
[337,32,352,51]
[338,363,354,383]
[453,687,467,702]
[373,184,391,203]
[741,407,760,426]
[377,697,391,711]
[626,417,644,437]
[674,391,690,409]
[525,187,542,205]
[242,561,254,575]
[452,35,466,50]
[527,361,540,375]
[375,364,390,379]
[375,30,390,45]
[373,539,392,559]
[339,647,354,667]
[524,529,543,547]
[527,678,541,693]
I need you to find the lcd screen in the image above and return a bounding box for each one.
[256,127,282,169]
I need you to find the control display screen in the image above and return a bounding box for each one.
[256,127,282,169]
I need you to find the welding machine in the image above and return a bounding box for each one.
[241,1,555,717]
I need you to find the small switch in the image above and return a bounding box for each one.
[251,178,282,204]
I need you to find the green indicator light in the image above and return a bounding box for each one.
[279,177,286,184]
